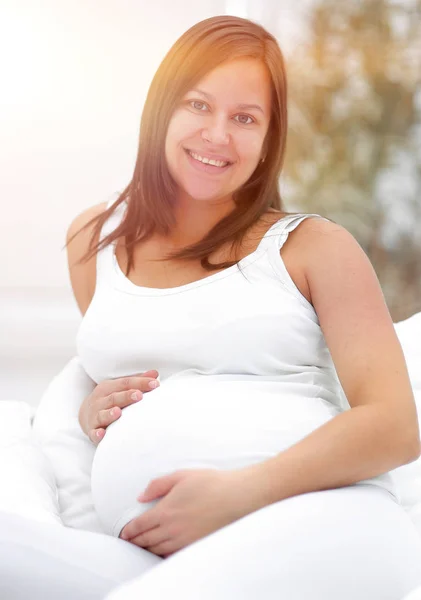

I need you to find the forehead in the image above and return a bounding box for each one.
[190,58,271,111]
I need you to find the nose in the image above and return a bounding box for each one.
[201,114,230,145]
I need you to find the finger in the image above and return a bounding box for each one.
[100,376,160,397]
[94,406,122,429]
[92,388,145,430]
[120,511,160,541]
[139,472,182,502]
[89,428,105,445]
[135,370,159,378]
[122,376,160,392]
[145,540,177,558]
[124,526,167,549]
[101,389,146,413]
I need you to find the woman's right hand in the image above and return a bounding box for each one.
[78,370,160,445]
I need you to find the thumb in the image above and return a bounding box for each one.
[138,472,182,502]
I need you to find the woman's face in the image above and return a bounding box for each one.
[164,57,272,205]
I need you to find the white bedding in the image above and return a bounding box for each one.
[0,401,62,526]
[0,311,420,535]
[0,312,421,599]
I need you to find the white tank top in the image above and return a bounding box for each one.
[77,198,398,537]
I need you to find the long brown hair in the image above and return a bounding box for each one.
[68,15,289,275]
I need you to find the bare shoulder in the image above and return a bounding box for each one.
[275,215,342,306]
[66,201,108,316]
[66,201,108,244]
[292,217,387,332]
[290,217,363,273]
[279,214,343,249]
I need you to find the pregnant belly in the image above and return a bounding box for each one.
[91,379,339,537]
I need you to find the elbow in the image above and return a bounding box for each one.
[401,435,421,465]
[396,413,421,464]
[408,420,421,461]
[408,438,421,462]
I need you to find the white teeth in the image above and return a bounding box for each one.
[188,150,229,168]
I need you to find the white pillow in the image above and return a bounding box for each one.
[390,312,421,527]
[32,357,105,533]
[0,400,62,526]
[394,312,421,390]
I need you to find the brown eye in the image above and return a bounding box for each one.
[235,114,254,125]
[190,101,207,111]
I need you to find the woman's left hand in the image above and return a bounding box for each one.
[119,466,268,557]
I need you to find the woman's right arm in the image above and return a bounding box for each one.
[66,201,107,316]
[66,203,160,444]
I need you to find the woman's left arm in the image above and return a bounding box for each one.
[250,218,421,506]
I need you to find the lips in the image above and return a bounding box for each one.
[184,148,233,165]
[184,148,233,174]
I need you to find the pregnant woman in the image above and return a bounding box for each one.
[4,13,419,600]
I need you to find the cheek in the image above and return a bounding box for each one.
[166,112,200,150]
[165,121,180,158]
[235,130,265,163]
[242,133,263,160]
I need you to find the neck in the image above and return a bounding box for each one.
[165,192,236,247]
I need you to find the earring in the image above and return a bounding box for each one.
[261,156,265,163]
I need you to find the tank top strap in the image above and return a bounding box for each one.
[255,213,331,312]
[258,213,330,254]
[95,195,127,289]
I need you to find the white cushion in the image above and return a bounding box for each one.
[401,584,421,600]
[0,400,62,526]
[390,312,421,531]
[394,312,421,390]
[32,357,105,533]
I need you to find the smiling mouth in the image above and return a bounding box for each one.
[184,148,233,169]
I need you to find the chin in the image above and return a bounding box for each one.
[179,182,227,203]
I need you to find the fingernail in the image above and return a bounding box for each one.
[131,391,141,400]
[149,380,159,389]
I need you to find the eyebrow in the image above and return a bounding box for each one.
[189,88,265,114]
